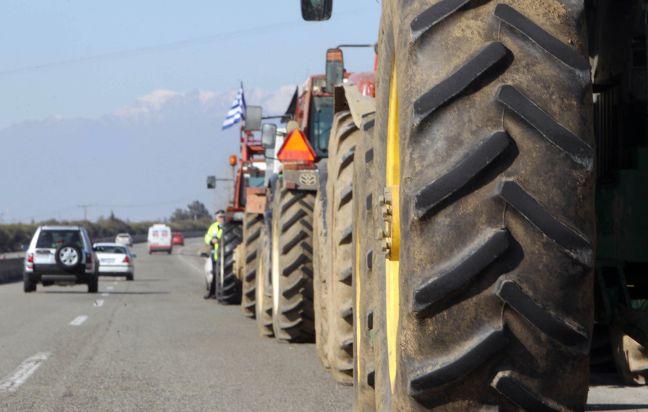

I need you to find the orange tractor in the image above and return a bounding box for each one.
[212,107,268,306]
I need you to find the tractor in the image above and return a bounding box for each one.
[298,0,648,411]
[212,106,267,307]
[248,47,376,367]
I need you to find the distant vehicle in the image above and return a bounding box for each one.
[171,232,185,246]
[147,224,172,254]
[23,226,98,293]
[93,243,135,281]
[115,233,133,247]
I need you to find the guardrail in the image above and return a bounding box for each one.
[0,255,23,284]
[0,230,205,285]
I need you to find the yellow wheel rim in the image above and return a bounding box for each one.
[386,63,400,394]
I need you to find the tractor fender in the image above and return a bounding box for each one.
[336,83,376,130]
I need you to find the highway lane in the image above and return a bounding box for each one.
[0,238,645,411]
[0,239,352,412]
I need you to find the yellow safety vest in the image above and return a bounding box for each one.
[204,222,223,261]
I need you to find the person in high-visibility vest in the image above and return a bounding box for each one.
[203,209,225,299]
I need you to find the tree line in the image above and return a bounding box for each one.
[0,201,213,253]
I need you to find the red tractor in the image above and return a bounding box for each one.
[213,108,267,306]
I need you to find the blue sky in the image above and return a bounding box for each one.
[0,1,380,128]
[0,1,381,222]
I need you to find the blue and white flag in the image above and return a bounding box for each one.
[222,84,246,130]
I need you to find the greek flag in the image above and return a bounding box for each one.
[222,84,246,130]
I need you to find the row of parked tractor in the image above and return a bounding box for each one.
[208,1,648,411]
[211,45,374,371]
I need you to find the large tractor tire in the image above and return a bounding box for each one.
[352,116,378,411]
[242,212,263,318]
[325,110,363,384]
[271,186,316,342]
[313,162,331,369]
[370,2,595,410]
[255,222,274,337]
[216,220,243,305]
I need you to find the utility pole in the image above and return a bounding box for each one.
[77,204,94,221]
[206,176,234,213]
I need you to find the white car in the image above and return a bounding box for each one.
[93,243,135,281]
[23,226,98,293]
[115,233,133,247]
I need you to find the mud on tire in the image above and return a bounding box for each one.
[271,186,315,342]
[371,2,595,410]
[242,213,263,318]
[352,116,378,410]
[314,164,331,369]
[325,110,363,384]
[255,222,274,337]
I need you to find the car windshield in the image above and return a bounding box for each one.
[36,230,82,249]
[94,245,127,254]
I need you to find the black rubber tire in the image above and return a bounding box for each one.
[23,274,36,293]
[372,2,595,410]
[313,170,331,369]
[325,110,362,384]
[242,213,263,318]
[87,275,98,294]
[255,222,275,338]
[271,186,315,342]
[217,221,243,305]
[127,274,134,281]
[352,117,377,411]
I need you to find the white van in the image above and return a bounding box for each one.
[147,224,172,254]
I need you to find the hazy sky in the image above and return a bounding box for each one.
[0,1,380,223]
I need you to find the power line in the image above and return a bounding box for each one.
[21,193,210,221]
[0,8,364,77]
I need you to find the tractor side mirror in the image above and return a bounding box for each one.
[301,0,332,21]
[261,123,277,149]
[244,106,263,131]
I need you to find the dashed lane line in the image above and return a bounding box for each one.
[69,315,88,326]
[0,352,50,393]
[93,299,104,307]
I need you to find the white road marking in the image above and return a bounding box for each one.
[0,352,50,392]
[93,299,104,307]
[106,286,114,291]
[69,315,88,326]
[101,293,109,297]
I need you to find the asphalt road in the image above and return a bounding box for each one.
[0,239,645,411]
[0,239,352,412]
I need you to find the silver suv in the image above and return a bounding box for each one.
[23,226,98,293]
